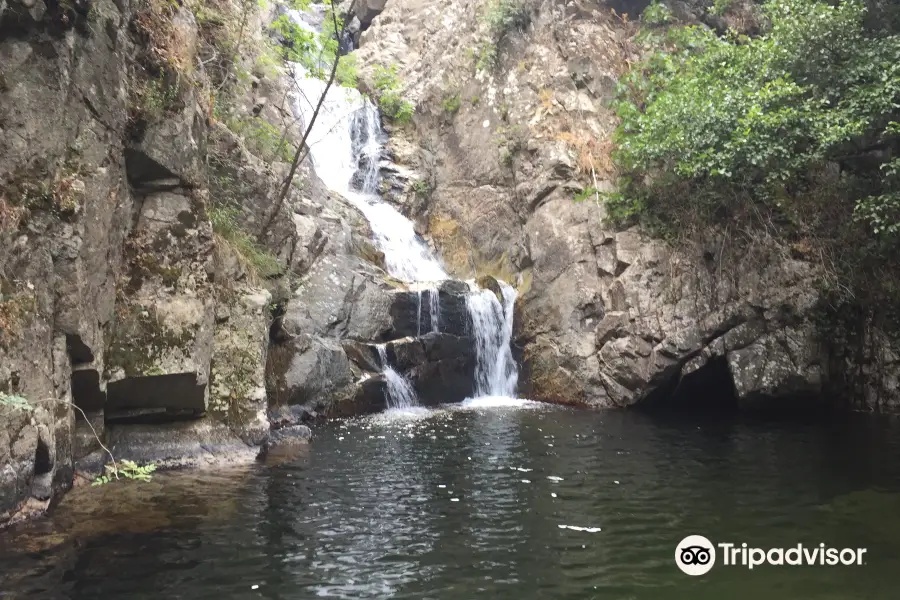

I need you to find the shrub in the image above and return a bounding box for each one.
[610,0,900,306]
[641,1,673,25]
[412,178,430,197]
[373,64,414,123]
[574,187,599,203]
[442,94,461,114]
[710,0,735,16]
[208,205,282,278]
[271,14,318,65]
[477,0,531,70]
[226,116,292,162]
[611,0,900,233]
[93,460,157,485]
[484,0,531,37]
[132,75,179,121]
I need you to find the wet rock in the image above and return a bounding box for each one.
[384,336,427,370]
[267,404,313,429]
[258,425,312,465]
[260,424,311,453]
[389,283,469,338]
[342,339,381,372]
[105,420,257,470]
[325,375,388,418]
[266,335,354,407]
[73,410,104,461]
[476,275,502,303]
[421,332,473,362]
[410,358,474,404]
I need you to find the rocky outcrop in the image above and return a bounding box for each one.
[0,0,441,524]
[269,276,481,416]
[353,0,900,410]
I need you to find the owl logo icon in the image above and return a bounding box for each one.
[675,535,716,575]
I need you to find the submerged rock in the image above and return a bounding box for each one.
[102,420,258,471]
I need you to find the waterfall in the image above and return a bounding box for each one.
[416,290,422,337]
[429,286,440,333]
[286,6,519,405]
[286,19,446,283]
[377,345,419,409]
[466,282,518,398]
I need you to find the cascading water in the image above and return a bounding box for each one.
[466,282,518,398]
[376,346,419,409]
[287,12,445,283]
[287,6,518,401]
[429,286,440,332]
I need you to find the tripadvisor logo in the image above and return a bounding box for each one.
[675,535,867,576]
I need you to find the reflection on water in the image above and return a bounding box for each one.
[3,406,900,599]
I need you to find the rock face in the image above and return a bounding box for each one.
[2,0,480,524]
[353,0,900,410]
[352,0,388,30]
[269,277,481,417]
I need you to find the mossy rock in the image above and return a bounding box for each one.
[476,275,502,303]
[353,238,386,271]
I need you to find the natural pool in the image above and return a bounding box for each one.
[2,400,900,599]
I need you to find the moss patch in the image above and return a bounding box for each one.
[0,281,36,349]
[106,299,198,378]
[209,343,261,424]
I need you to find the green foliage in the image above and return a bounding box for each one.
[484,0,531,38]
[442,94,461,114]
[855,156,900,235]
[476,0,530,70]
[271,14,317,64]
[226,115,292,162]
[335,52,359,88]
[612,0,900,241]
[270,2,357,88]
[133,76,179,120]
[411,178,430,197]
[373,64,414,122]
[710,0,735,16]
[92,460,157,486]
[574,187,599,203]
[476,41,498,71]
[209,205,282,278]
[641,1,673,25]
[0,392,31,411]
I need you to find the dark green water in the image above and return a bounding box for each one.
[2,401,900,599]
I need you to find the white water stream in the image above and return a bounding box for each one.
[287,7,518,401]
[376,345,419,409]
[466,282,518,398]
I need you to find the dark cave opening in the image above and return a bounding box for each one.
[34,438,53,476]
[636,356,835,421]
[638,356,739,414]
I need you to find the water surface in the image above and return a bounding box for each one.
[3,403,900,599]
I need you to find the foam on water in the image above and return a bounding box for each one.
[458,396,538,409]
